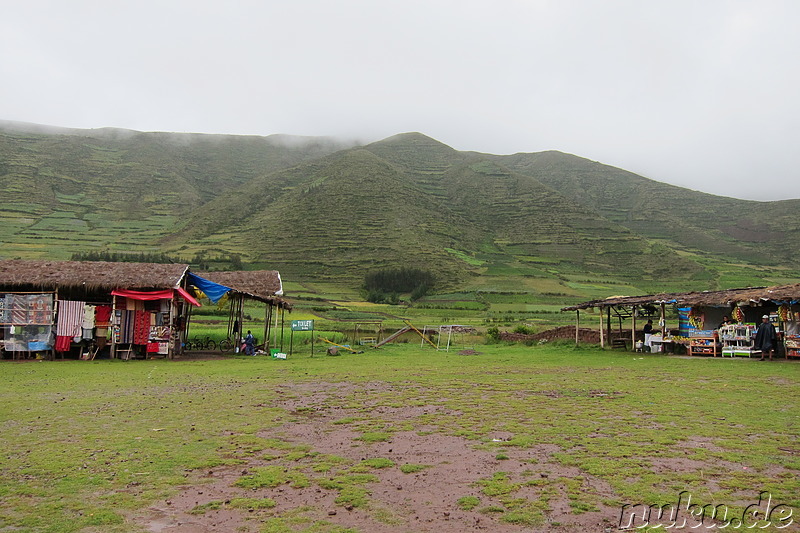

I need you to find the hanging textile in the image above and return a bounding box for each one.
[55,335,72,352]
[118,310,136,344]
[83,304,95,329]
[56,301,85,338]
[10,295,28,324]
[133,310,150,345]
[30,295,53,324]
[95,305,112,326]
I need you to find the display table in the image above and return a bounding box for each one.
[649,336,675,353]
[688,331,720,356]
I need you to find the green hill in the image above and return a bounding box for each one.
[166,133,706,288]
[2,122,798,297]
[0,121,352,257]
[494,150,800,267]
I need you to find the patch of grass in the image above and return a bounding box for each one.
[310,454,351,473]
[371,505,403,525]
[356,431,391,443]
[399,463,431,474]
[235,466,310,489]
[334,486,371,508]
[457,495,481,510]
[476,472,520,497]
[189,501,223,514]
[358,458,395,469]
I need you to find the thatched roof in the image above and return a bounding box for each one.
[198,270,290,308]
[0,260,189,291]
[678,283,800,306]
[563,284,800,311]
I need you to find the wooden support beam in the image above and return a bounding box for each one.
[599,306,605,348]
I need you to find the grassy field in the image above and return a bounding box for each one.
[1,344,798,532]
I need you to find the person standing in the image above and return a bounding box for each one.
[643,319,655,351]
[754,315,777,361]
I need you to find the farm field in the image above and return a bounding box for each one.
[1,344,798,532]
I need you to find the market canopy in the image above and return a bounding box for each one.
[111,288,201,307]
[196,270,290,309]
[562,283,800,312]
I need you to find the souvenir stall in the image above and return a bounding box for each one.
[678,286,800,358]
[0,259,202,361]
[563,282,800,357]
[0,292,55,359]
[109,288,200,359]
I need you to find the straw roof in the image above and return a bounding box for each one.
[0,260,189,291]
[198,270,290,308]
[563,283,800,311]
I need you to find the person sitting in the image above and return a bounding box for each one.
[243,330,256,356]
[718,315,732,329]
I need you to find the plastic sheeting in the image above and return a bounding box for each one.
[187,273,232,304]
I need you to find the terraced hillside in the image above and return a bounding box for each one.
[2,122,798,294]
[493,150,800,265]
[169,133,706,287]
[0,122,352,258]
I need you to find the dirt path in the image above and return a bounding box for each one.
[133,381,624,532]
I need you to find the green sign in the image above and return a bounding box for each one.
[291,320,314,331]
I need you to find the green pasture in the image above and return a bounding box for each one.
[1,345,797,532]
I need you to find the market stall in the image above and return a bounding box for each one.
[0,260,200,360]
[563,283,800,358]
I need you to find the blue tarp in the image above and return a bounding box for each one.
[187,273,233,304]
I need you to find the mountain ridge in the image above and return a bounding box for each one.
[1,121,798,295]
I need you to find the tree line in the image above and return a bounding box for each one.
[363,267,434,304]
[69,250,243,271]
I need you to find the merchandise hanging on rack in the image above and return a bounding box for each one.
[719,323,759,357]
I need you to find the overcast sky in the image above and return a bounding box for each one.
[2,1,798,201]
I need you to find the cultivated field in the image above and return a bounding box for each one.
[1,344,798,532]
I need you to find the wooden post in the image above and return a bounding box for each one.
[279,307,285,351]
[631,306,637,352]
[237,294,244,347]
[660,303,666,336]
[264,302,273,351]
[168,298,176,359]
[575,310,580,345]
[599,306,605,348]
[262,302,274,355]
[110,295,117,359]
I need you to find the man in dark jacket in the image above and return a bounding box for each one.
[244,330,256,356]
[754,315,777,361]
